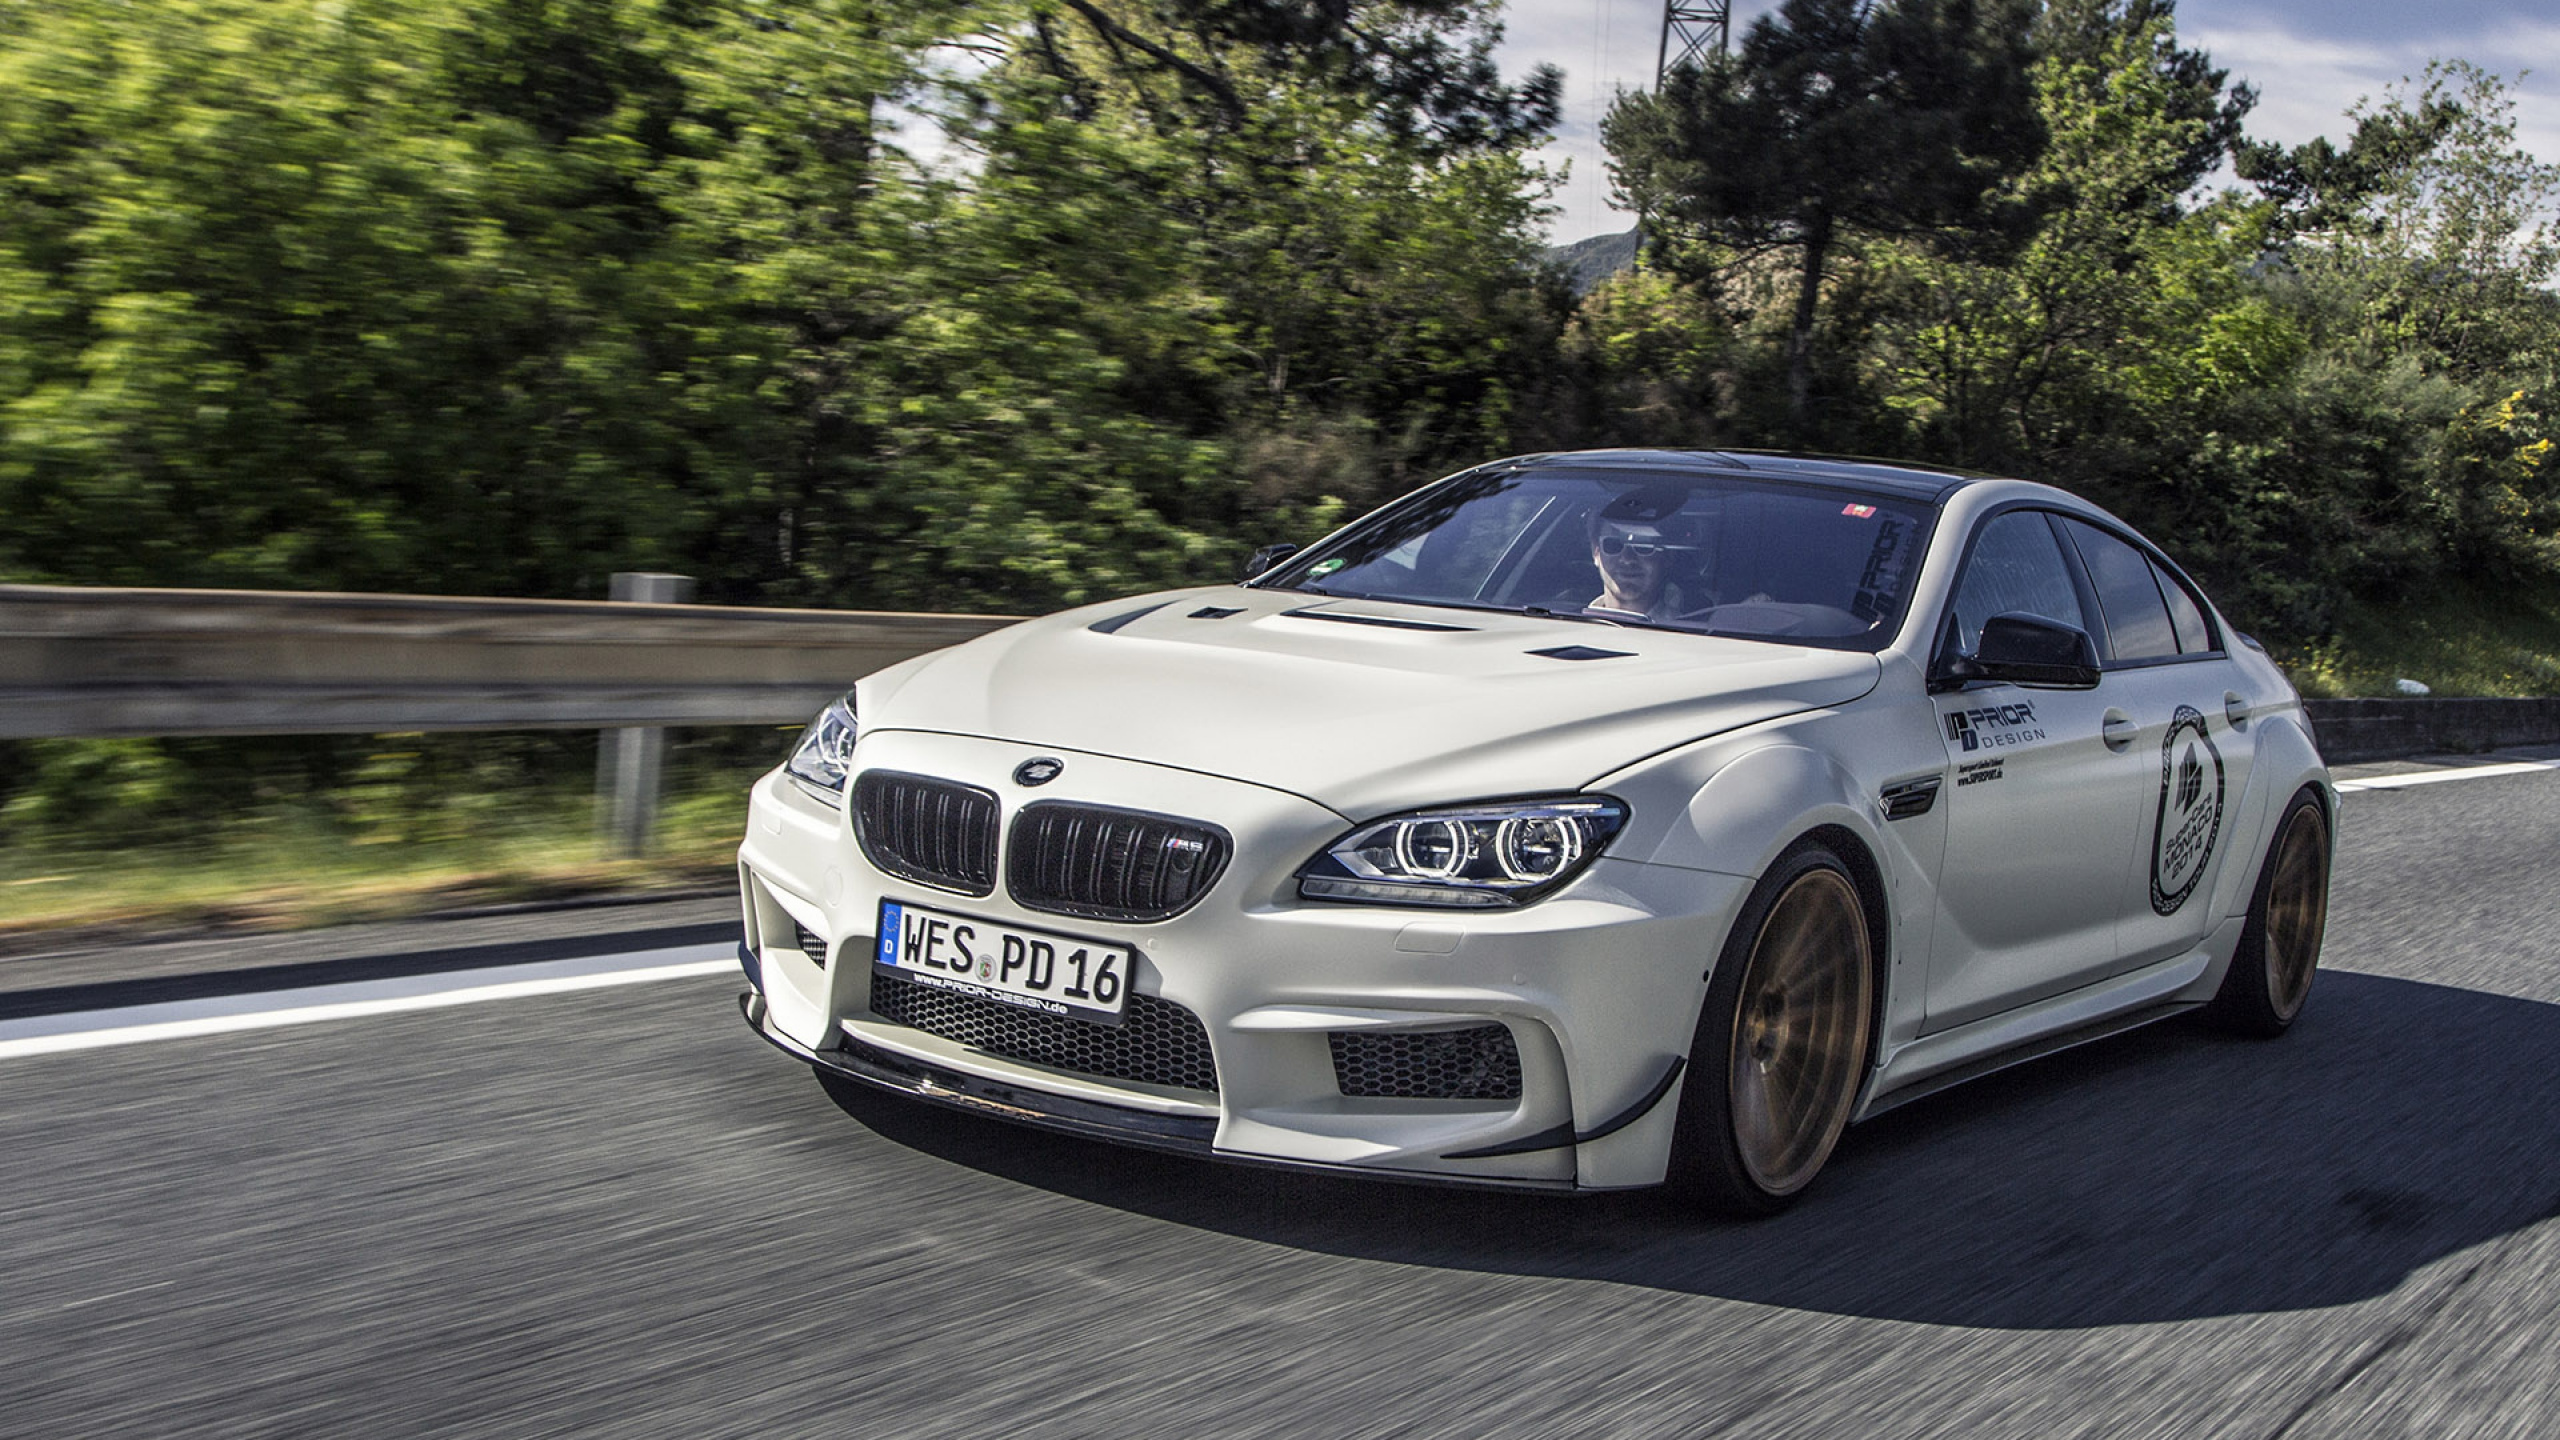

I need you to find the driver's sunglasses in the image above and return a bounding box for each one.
[1597,532,1678,559]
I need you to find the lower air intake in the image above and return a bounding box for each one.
[794,922,829,968]
[1329,1025,1523,1100]
[869,970,1219,1093]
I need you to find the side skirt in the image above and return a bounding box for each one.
[1856,947,2217,1120]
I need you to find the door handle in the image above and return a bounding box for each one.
[2101,710,2139,751]
[2225,690,2251,726]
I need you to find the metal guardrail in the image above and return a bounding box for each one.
[2300,697,2560,765]
[0,583,1020,739]
[8,583,2556,763]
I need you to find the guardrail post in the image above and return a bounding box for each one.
[598,573,695,857]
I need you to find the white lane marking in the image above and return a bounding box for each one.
[0,943,737,1060]
[2335,759,2560,793]
[62,1280,176,1310]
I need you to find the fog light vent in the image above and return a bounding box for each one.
[1329,1025,1522,1100]
[794,922,829,968]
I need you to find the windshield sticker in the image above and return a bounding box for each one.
[1956,758,2005,787]
[1849,517,1909,622]
[2150,705,2226,915]
[1945,700,2043,753]
[1842,503,1877,518]
[1306,557,1347,579]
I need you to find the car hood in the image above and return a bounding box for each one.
[861,587,1882,817]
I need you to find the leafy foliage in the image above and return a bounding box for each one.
[0,0,1560,613]
[1602,0,2045,433]
[0,0,2555,678]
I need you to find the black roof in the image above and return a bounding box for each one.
[1500,448,1990,503]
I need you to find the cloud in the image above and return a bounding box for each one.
[1492,0,1678,242]
[1494,2,2558,244]
[2195,17,2560,166]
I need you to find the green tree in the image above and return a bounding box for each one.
[962,0,1568,524]
[1867,0,2277,471]
[1602,0,2045,434]
[0,0,784,595]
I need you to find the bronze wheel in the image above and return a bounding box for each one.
[1671,843,1876,1214]
[2262,802,2328,1021]
[2204,788,2330,1036]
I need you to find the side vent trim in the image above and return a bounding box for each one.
[1880,776,1943,821]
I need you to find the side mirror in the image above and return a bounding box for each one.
[1942,612,2102,690]
[1241,542,1301,581]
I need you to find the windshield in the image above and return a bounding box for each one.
[1260,466,1935,651]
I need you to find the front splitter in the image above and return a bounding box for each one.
[740,991,1582,1195]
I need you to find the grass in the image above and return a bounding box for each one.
[2279,574,2560,699]
[0,765,763,950]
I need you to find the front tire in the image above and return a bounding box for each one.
[1668,843,1875,1216]
[2202,787,2330,1036]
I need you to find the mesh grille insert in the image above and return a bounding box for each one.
[1007,802,1230,922]
[869,970,1219,1093]
[852,772,999,896]
[1329,1026,1523,1100]
[793,922,829,968]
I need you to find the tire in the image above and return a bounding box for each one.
[2202,787,2331,1037]
[1667,842,1876,1216]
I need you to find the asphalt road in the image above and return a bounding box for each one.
[3,763,2556,1438]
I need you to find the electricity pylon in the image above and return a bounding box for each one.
[1657,0,1731,80]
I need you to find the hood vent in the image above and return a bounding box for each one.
[1188,606,1244,619]
[1528,645,1633,662]
[1284,607,1474,633]
[1087,602,1171,635]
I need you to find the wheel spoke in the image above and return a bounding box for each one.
[1727,866,1873,1196]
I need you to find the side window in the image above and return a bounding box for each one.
[1946,511,2090,655]
[2062,519,2177,662]
[2151,557,2216,654]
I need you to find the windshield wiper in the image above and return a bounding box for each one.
[1521,604,1622,627]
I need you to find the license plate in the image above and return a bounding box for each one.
[874,899,1132,1026]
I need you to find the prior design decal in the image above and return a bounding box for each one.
[2149,705,2227,915]
[1955,759,2005,787]
[1945,700,2044,753]
[1848,517,1909,622]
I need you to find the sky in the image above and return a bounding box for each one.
[1494,0,2560,243]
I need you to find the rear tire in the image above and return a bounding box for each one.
[1667,842,1875,1216]
[2202,787,2330,1037]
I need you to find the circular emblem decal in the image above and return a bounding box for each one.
[2150,705,2226,916]
[1013,757,1065,787]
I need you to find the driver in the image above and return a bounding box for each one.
[1585,498,1705,622]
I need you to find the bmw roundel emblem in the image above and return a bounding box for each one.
[1013,757,1065,787]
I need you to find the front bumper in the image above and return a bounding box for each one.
[742,987,1591,1193]
[738,730,1751,1191]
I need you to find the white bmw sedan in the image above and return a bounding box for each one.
[737,449,2332,1213]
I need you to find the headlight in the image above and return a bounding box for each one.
[1297,796,1628,908]
[783,693,858,803]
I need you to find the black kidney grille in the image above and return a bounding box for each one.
[1007,803,1230,922]
[852,772,998,896]
[1329,1026,1523,1100]
[869,970,1219,1093]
